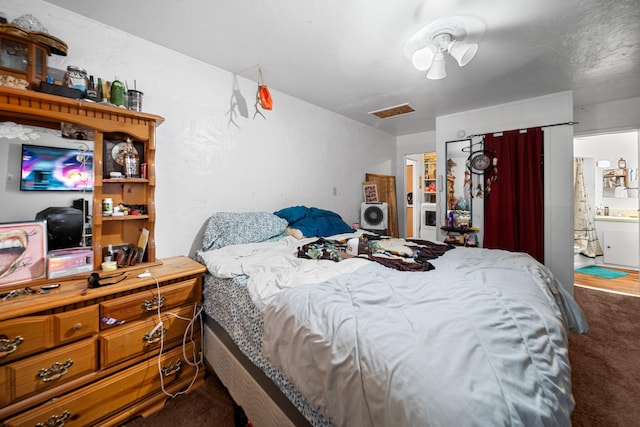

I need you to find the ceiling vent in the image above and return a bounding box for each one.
[368,103,415,119]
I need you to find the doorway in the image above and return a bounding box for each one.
[573,129,640,295]
[404,152,436,239]
[405,157,418,237]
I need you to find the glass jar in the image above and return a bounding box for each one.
[123,138,139,178]
[127,89,143,111]
[102,198,113,216]
[64,65,89,93]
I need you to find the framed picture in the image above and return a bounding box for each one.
[618,158,626,169]
[363,182,379,203]
[104,138,145,177]
[0,220,47,286]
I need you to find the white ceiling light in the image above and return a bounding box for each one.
[404,15,485,80]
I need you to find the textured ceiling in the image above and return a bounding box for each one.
[44,0,640,136]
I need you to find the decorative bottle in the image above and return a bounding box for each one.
[110,77,126,106]
[123,138,140,178]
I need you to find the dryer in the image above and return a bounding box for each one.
[420,202,437,241]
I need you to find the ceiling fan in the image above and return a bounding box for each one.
[403,15,486,80]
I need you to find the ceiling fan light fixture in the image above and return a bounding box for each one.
[412,45,436,71]
[426,50,446,80]
[449,40,478,67]
[403,15,485,80]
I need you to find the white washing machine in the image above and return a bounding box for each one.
[420,202,437,241]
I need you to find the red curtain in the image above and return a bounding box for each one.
[483,127,544,262]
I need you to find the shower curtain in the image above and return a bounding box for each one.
[574,157,603,257]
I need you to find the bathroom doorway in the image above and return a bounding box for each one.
[573,130,640,296]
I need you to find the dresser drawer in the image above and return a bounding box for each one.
[0,316,53,363]
[54,305,99,344]
[99,305,198,368]
[99,278,200,328]
[3,343,197,427]
[0,338,97,407]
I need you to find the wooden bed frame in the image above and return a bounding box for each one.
[203,316,313,427]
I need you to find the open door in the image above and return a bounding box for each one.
[405,163,414,238]
[365,173,398,237]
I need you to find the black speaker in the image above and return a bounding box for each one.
[73,198,90,222]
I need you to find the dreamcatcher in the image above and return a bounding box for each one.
[463,137,498,198]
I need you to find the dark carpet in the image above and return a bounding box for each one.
[120,373,235,427]
[122,285,639,426]
[569,286,640,427]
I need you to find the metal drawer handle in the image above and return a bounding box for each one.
[35,410,70,427]
[143,326,166,344]
[0,336,24,358]
[141,295,166,311]
[161,360,182,377]
[37,359,74,382]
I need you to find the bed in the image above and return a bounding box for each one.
[196,208,588,427]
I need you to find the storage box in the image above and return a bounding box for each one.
[39,81,83,99]
[47,247,93,279]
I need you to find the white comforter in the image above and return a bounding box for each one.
[199,236,588,427]
[197,233,371,311]
[262,246,587,427]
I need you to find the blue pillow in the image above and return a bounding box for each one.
[275,206,354,237]
[274,206,310,224]
[202,212,288,251]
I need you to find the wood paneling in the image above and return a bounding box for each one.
[365,173,398,237]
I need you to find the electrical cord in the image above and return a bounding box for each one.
[148,272,204,398]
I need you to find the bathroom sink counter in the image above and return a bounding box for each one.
[595,215,639,223]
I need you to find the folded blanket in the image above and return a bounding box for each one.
[296,236,453,271]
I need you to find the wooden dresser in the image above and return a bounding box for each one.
[0,256,206,426]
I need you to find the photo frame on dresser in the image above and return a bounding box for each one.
[0,220,47,286]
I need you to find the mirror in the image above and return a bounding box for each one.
[575,131,638,216]
[445,139,473,228]
[0,122,94,225]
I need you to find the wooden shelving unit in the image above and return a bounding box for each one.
[423,152,436,203]
[0,88,206,426]
[0,86,164,271]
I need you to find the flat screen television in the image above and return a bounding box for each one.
[20,144,93,191]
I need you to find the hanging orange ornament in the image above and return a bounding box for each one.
[258,65,272,110]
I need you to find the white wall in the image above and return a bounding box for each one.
[574,97,640,136]
[1,0,396,258]
[435,92,574,292]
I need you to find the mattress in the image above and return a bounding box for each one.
[202,273,334,427]
[199,232,588,427]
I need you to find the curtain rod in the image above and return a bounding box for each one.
[463,121,579,139]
